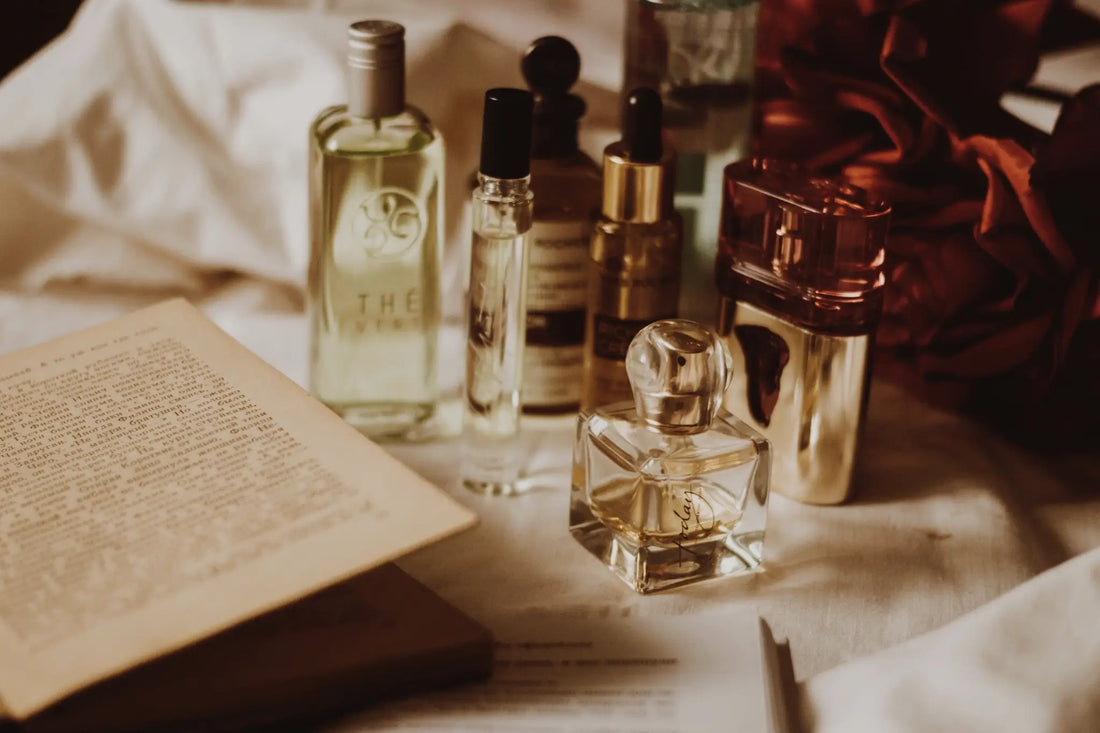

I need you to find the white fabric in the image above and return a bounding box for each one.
[805,546,1100,733]
[0,1,1098,731]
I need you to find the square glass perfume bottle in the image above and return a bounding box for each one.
[570,319,770,594]
[715,159,890,504]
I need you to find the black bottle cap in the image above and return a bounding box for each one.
[479,87,535,179]
[523,36,580,99]
[522,36,586,158]
[623,87,663,163]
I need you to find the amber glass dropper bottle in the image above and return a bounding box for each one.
[520,36,602,416]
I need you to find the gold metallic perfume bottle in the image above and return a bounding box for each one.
[308,21,443,440]
[571,319,770,594]
[581,88,682,410]
[715,159,890,504]
[522,36,602,415]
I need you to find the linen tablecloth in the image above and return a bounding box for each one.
[0,1,1098,731]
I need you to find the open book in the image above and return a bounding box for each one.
[0,300,487,730]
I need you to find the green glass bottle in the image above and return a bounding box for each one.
[308,20,444,440]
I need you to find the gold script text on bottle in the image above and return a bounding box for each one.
[308,105,443,439]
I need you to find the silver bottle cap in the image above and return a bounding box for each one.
[626,320,733,434]
[347,20,405,119]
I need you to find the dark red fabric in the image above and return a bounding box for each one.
[754,0,1100,442]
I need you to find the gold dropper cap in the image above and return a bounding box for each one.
[602,88,675,224]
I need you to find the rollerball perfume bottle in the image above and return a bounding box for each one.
[570,319,770,594]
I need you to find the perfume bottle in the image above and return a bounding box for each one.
[624,0,760,323]
[571,319,770,594]
[715,159,890,505]
[581,87,682,410]
[521,36,603,416]
[308,20,444,440]
[462,88,535,496]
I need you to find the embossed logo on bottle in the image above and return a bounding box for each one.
[352,188,424,259]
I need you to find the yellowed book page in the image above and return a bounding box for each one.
[0,299,476,719]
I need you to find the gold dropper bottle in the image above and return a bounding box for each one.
[580,87,682,409]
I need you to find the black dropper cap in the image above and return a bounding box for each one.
[523,36,580,99]
[522,36,586,158]
[479,88,535,179]
[622,87,663,163]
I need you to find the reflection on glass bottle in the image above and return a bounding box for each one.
[732,324,789,426]
[715,159,890,505]
[521,36,602,415]
[308,20,443,440]
[571,319,770,594]
[624,0,759,323]
[582,88,681,410]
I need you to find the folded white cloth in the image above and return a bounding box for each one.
[0,1,340,301]
[0,0,622,321]
[804,545,1100,733]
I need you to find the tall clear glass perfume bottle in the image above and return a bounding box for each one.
[462,89,535,496]
[581,87,681,410]
[624,0,759,323]
[716,159,890,504]
[521,36,602,416]
[308,20,444,440]
[571,319,770,594]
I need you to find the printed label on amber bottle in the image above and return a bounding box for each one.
[525,220,589,312]
[522,219,591,409]
[586,310,678,407]
[592,315,668,361]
